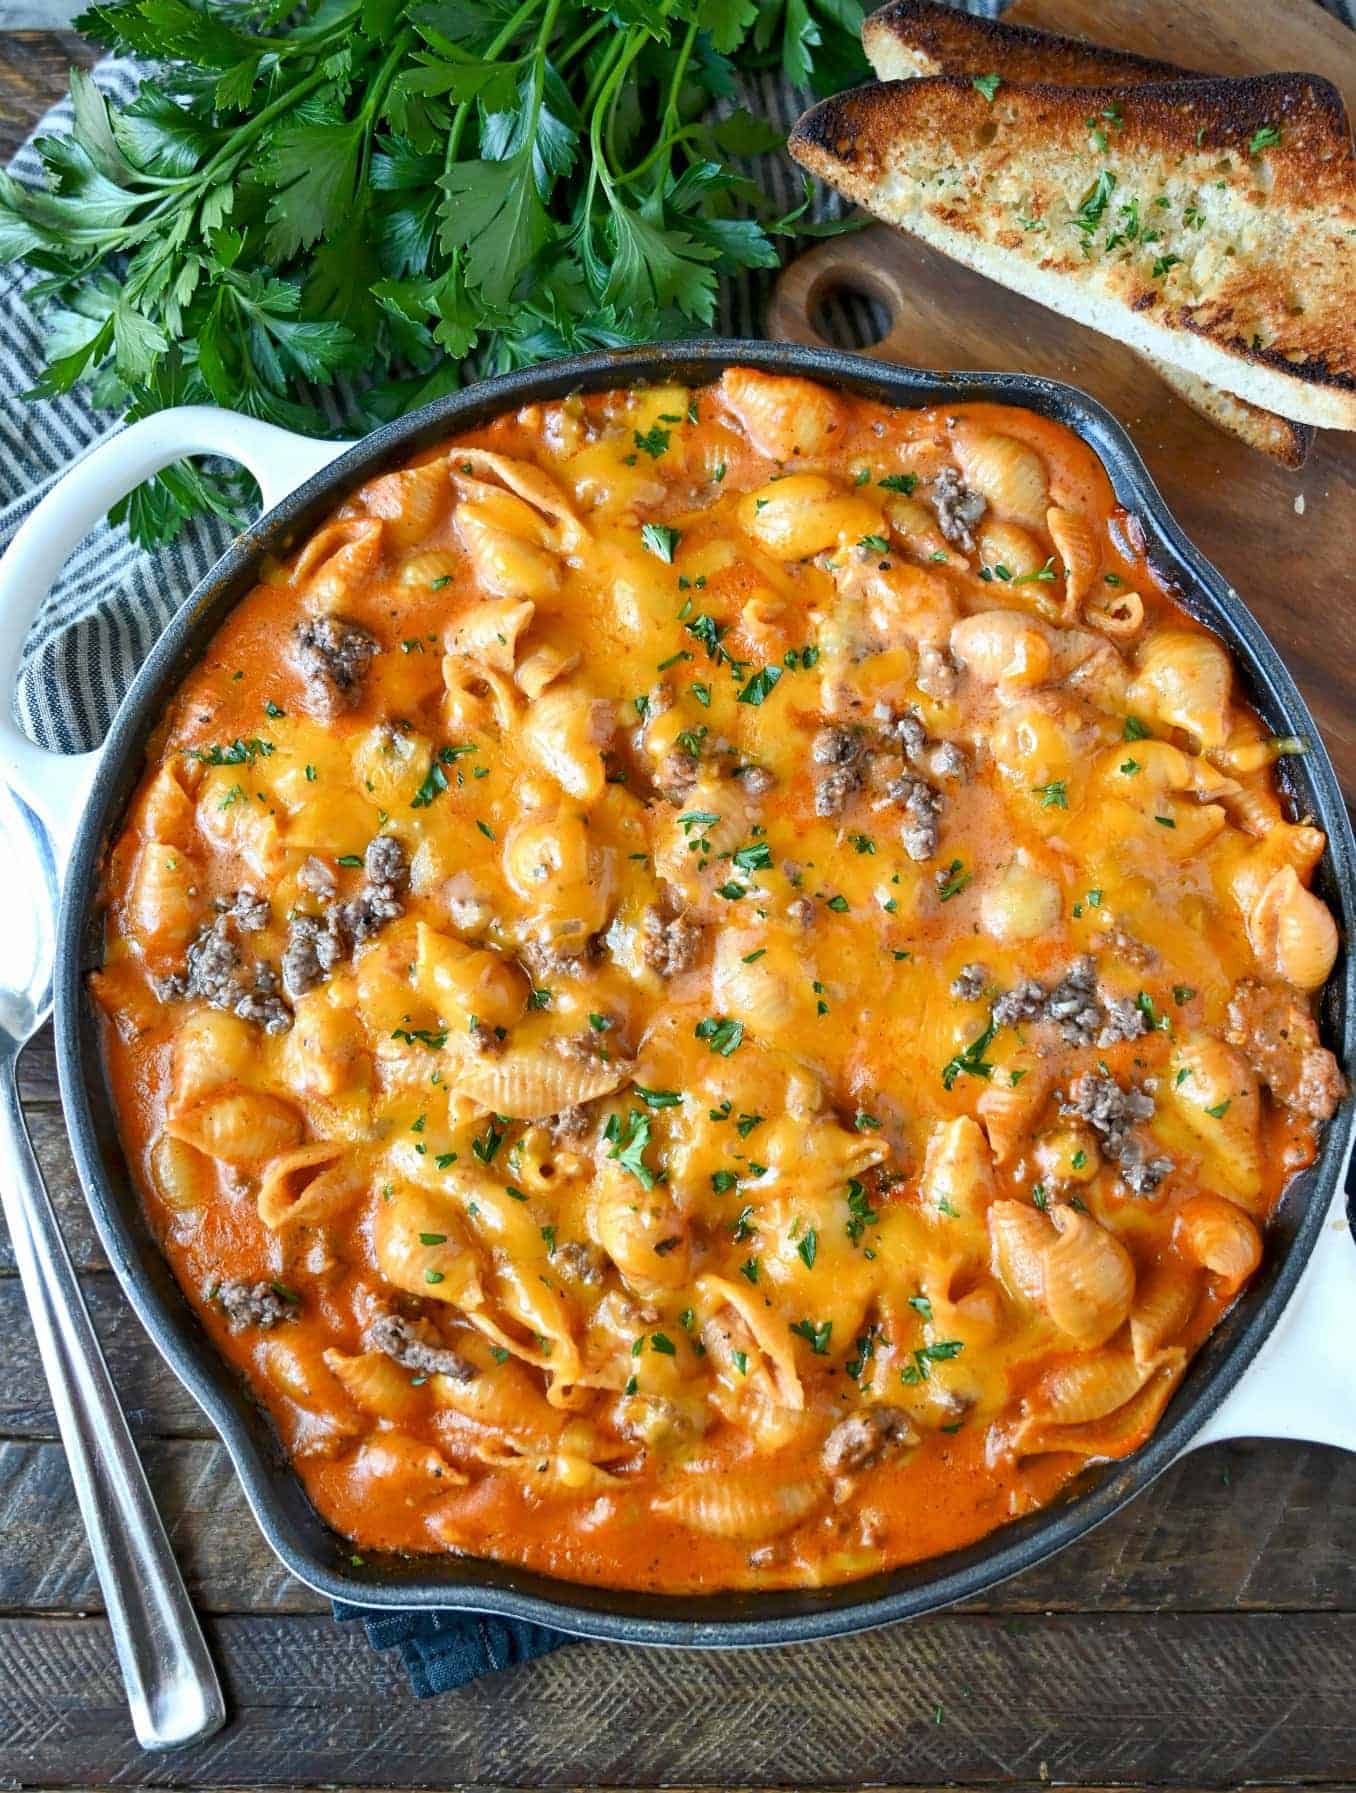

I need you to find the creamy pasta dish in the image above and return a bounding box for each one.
[93,368,1345,1591]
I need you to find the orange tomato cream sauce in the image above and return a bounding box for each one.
[92,369,1345,1592]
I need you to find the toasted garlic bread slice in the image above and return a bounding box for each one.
[861,0,1314,466]
[864,0,1194,86]
[790,73,1356,431]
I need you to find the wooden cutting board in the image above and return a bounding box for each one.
[768,0,1356,801]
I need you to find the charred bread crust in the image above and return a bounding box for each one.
[863,0,1197,86]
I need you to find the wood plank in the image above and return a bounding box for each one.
[0,1274,209,1438]
[0,1435,1352,1618]
[0,1102,107,1273]
[0,28,96,159]
[3,1612,1355,1786]
[18,1020,59,1103]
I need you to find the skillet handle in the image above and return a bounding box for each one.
[0,406,349,856]
[1185,1162,1356,1454]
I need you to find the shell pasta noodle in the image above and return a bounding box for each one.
[92,368,1346,1592]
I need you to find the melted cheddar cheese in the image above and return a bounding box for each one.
[93,369,1345,1591]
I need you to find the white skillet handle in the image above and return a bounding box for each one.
[1187,1165,1356,1453]
[0,406,349,857]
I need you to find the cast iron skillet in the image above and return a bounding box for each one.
[12,340,1355,1643]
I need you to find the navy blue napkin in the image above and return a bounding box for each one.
[333,1601,569,1697]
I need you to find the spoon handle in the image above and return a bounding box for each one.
[0,1061,226,1750]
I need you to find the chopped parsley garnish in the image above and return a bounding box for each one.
[634,1085,682,1108]
[942,1013,999,1091]
[972,72,1001,101]
[711,1169,737,1194]
[641,522,681,563]
[604,1110,657,1190]
[826,893,850,913]
[1074,168,1116,235]
[736,665,781,706]
[1033,779,1068,809]
[1248,124,1281,154]
[410,762,448,808]
[858,533,891,554]
[733,840,772,873]
[936,859,972,901]
[1173,984,1196,1005]
[392,1027,448,1049]
[790,1317,832,1355]
[736,1112,763,1137]
[472,1117,507,1165]
[1123,715,1152,741]
[1205,1099,1232,1119]
[900,1340,964,1384]
[878,472,917,494]
[695,1016,744,1056]
[796,1228,818,1269]
[634,425,670,458]
[846,1178,878,1245]
[187,736,274,767]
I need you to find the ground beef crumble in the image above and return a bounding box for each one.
[822,1406,916,1475]
[811,726,864,818]
[951,962,989,1002]
[641,889,703,977]
[281,833,408,998]
[215,1279,296,1331]
[931,466,987,551]
[1226,979,1345,1121]
[293,616,379,717]
[154,914,292,1033]
[367,1313,476,1382]
[1061,1071,1173,1195]
[990,956,1148,1050]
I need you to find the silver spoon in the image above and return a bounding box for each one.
[0,780,225,1750]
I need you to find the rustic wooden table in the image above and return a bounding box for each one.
[2,27,1355,1793]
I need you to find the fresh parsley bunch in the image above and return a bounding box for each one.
[0,0,865,546]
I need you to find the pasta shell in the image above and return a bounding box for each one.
[360,459,450,549]
[1046,506,1099,618]
[371,1185,482,1307]
[430,1342,557,1445]
[1129,1261,1199,1364]
[977,518,1045,582]
[590,1179,691,1289]
[698,1273,805,1412]
[1175,1193,1262,1296]
[978,1060,1050,1163]
[886,494,961,566]
[166,1089,303,1166]
[148,1133,216,1212]
[127,842,202,960]
[446,596,535,674]
[515,642,580,700]
[474,1441,620,1496]
[1083,584,1145,640]
[919,1116,995,1219]
[139,764,197,848]
[989,1200,1054,1307]
[950,610,1052,688]
[1041,1204,1135,1348]
[1128,630,1232,750]
[718,367,844,461]
[979,854,1062,944]
[442,657,519,735]
[290,518,384,608]
[739,474,880,558]
[653,1470,827,1540]
[1012,1356,1184,1461]
[952,423,1049,529]
[450,447,587,551]
[350,1430,468,1492]
[257,1142,370,1230]
[1025,1350,1155,1426]
[450,1044,631,1120]
[455,493,560,601]
[171,1008,257,1106]
[323,1348,428,1421]
[259,1336,363,1434]
[1248,865,1339,992]
[1166,1034,1263,1204]
[398,547,461,590]
[520,685,613,801]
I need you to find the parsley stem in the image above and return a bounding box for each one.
[442,0,546,176]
